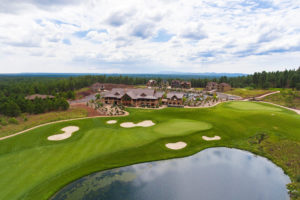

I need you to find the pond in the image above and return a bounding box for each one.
[51,148,290,200]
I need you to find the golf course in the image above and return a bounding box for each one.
[0,101,300,200]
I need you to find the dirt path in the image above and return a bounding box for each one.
[255,91,280,99]
[242,90,300,115]
[1,96,299,141]
[0,112,129,141]
[185,98,300,115]
[259,101,300,115]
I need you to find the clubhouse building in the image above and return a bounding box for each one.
[102,88,183,107]
[102,88,164,107]
[166,92,184,106]
[206,82,231,92]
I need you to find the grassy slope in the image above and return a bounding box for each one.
[0,102,299,200]
[225,88,273,98]
[262,89,300,109]
[0,107,88,137]
[74,87,92,99]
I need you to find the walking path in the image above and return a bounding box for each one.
[259,101,300,115]
[1,92,299,141]
[255,91,280,99]
[0,112,129,141]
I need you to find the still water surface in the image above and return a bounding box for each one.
[52,148,290,200]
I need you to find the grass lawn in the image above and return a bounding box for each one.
[225,88,273,98]
[0,101,299,200]
[193,87,204,91]
[75,87,92,99]
[135,85,148,88]
[262,89,300,109]
[0,107,88,138]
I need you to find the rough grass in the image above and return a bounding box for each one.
[263,89,300,109]
[75,87,92,99]
[225,88,273,98]
[193,87,204,91]
[0,101,299,200]
[0,107,88,137]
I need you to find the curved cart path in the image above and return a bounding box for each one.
[259,101,300,115]
[1,97,299,141]
[255,91,280,99]
[248,90,300,114]
[0,112,129,141]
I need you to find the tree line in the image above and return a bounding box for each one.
[0,67,299,117]
[189,68,300,89]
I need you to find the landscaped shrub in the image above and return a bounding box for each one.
[248,132,268,144]
[296,175,300,183]
[8,117,19,124]
[21,114,28,122]
[0,118,8,126]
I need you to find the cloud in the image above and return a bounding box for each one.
[131,22,155,39]
[106,10,135,27]
[0,0,300,73]
[0,0,83,13]
[3,40,40,48]
[73,29,108,39]
[239,0,276,10]
[180,24,207,40]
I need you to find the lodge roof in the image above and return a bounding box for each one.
[166,92,184,99]
[207,82,218,85]
[103,88,164,100]
[219,82,231,87]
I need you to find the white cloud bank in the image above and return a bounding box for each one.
[0,0,299,73]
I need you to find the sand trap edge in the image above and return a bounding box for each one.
[107,120,117,124]
[120,120,155,128]
[48,126,79,141]
[165,142,187,150]
[202,136,221,141]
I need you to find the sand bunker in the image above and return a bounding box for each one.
[202,136,221,141]
[48,126,79,141]
[107,120,117,124]
[120,120,155,128]
[165,142,187,150]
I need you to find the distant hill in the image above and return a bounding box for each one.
[159,71,247,77]
[0,72,247,79]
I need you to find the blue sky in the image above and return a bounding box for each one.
[0,0,299,73]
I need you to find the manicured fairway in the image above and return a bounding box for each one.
[153,119,212,136]
[0,101,299,200]
[227,101,282,111]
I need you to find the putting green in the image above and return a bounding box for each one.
[227,101,283,111]
[153,119,212,136]
[0,101,299,200]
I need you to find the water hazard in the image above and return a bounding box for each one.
[52,147,290,200]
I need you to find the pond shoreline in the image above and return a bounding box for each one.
[1,101,298,200]
[46,144,293,200]
[51,147,291,200]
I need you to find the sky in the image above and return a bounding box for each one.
[0,0,299,74]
